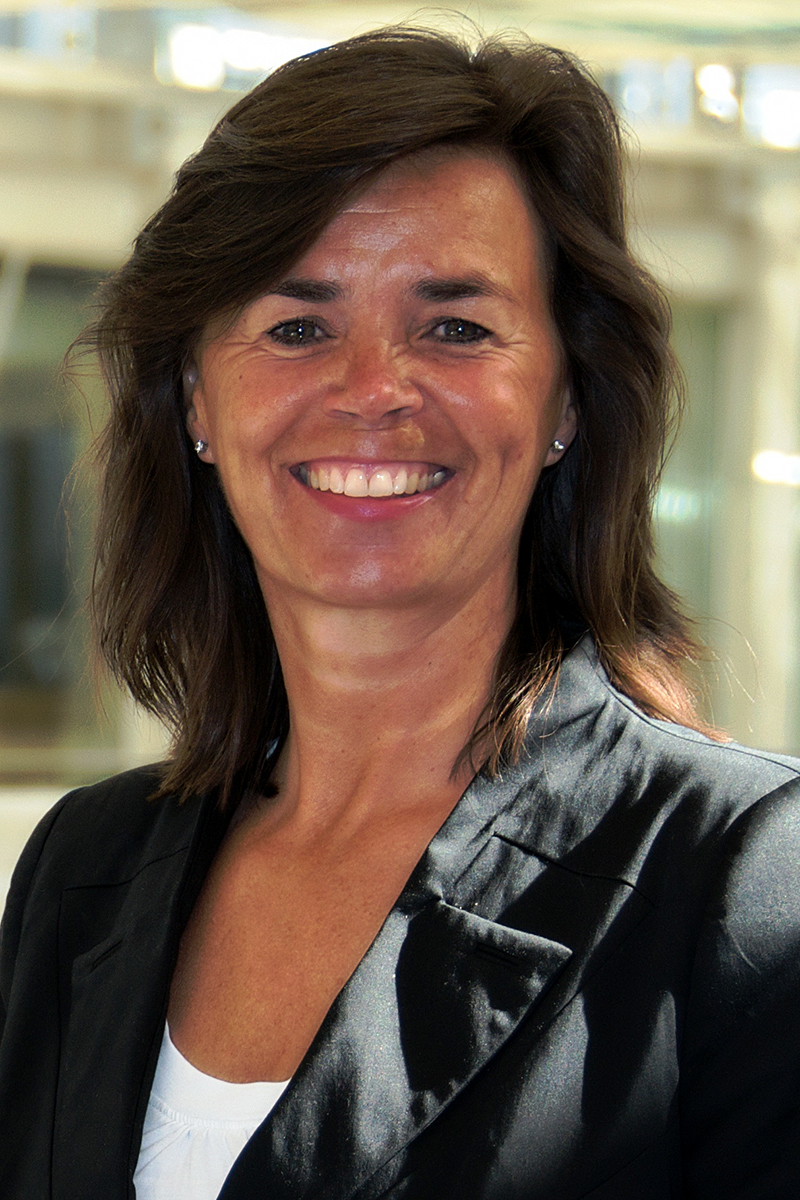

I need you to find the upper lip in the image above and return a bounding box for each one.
[292,457,448,471]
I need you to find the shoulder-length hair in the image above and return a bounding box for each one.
[83,26,710,805]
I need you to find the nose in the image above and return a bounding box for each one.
[323,339,423,427]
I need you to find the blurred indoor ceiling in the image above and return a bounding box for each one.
[0,2,798,53]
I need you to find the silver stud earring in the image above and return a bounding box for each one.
[194,439,209,456]
[551,439,565,453]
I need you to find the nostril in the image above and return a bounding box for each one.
[386,405,417,420]
[327,400,421,427]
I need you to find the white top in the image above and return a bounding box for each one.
[134,1024,290,1200]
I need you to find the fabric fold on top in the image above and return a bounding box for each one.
[134,1022,290,1200]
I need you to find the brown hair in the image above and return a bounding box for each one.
[83,25,709,805]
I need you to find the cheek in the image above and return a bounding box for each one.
[478,373,562,465]
[220,362,324,449]
[200,383,269,460]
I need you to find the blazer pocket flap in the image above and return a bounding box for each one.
[71,931,125,982]
[441,903,571,978]
[396,900,571,1097]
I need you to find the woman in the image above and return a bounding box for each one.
[1,26,799,1200]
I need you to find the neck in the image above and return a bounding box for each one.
[260,578,514,831]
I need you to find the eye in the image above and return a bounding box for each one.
[430,318,492,344]
[267,318,328,346]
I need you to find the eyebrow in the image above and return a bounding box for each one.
[269,274,513,306]
[411,275,513,303]
[269,278,344,303]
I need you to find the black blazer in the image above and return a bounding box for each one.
[2,639,800,1199]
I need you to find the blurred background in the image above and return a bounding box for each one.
[1,0,800,898]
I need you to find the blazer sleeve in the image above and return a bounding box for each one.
[680,778,800,1197]
[0,794,70,1034]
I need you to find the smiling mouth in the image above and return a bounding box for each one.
[295,461,450,498]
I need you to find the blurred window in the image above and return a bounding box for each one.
[610,58,694,127]
[0,262,110,784]
[656,303,721,646]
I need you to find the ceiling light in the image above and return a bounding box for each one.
[759,89,800,149]
[696,63,738,123]
[222,30,325,74]
[743,65,800,149]
[751,450,800,486]
[168,25,225,91]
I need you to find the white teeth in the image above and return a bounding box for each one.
[302,464,447,496]
[344,468,369,497]
[368,469,394,497]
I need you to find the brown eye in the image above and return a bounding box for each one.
[267,319,326,345]
[433,319,491,343]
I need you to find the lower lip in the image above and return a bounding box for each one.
[295,478,443,522]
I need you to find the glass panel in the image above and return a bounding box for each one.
[0,261,117,784]
[656,303,722,720]
[657,303,719,634]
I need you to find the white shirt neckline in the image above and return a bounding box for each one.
[133,1024,292,1200]
[152,1023,291,1126]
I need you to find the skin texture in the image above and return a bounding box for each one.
[188,148,573,618]
[171,150,577,1082]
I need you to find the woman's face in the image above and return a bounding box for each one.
[188,150,575,620]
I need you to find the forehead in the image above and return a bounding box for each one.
[295,148,549,283]
[343,146,531,212]
[200,149,550,347]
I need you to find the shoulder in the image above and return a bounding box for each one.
[11,765,207,891]
[503,636,800,885]
[579,634,799,783]
[0,766,218,1017]
[686,775,800,1005]
[1,765,211,942]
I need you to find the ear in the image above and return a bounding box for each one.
[183,361,215,463]
[544,392,577,467]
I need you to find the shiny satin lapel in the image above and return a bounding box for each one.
[220,769,573,1200]
[221,639,668,1200]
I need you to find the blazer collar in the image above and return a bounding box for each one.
[221,765,576,1199]
[51,760,571,1200]
[54,637,641,1200]
[221,638,656,1199]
